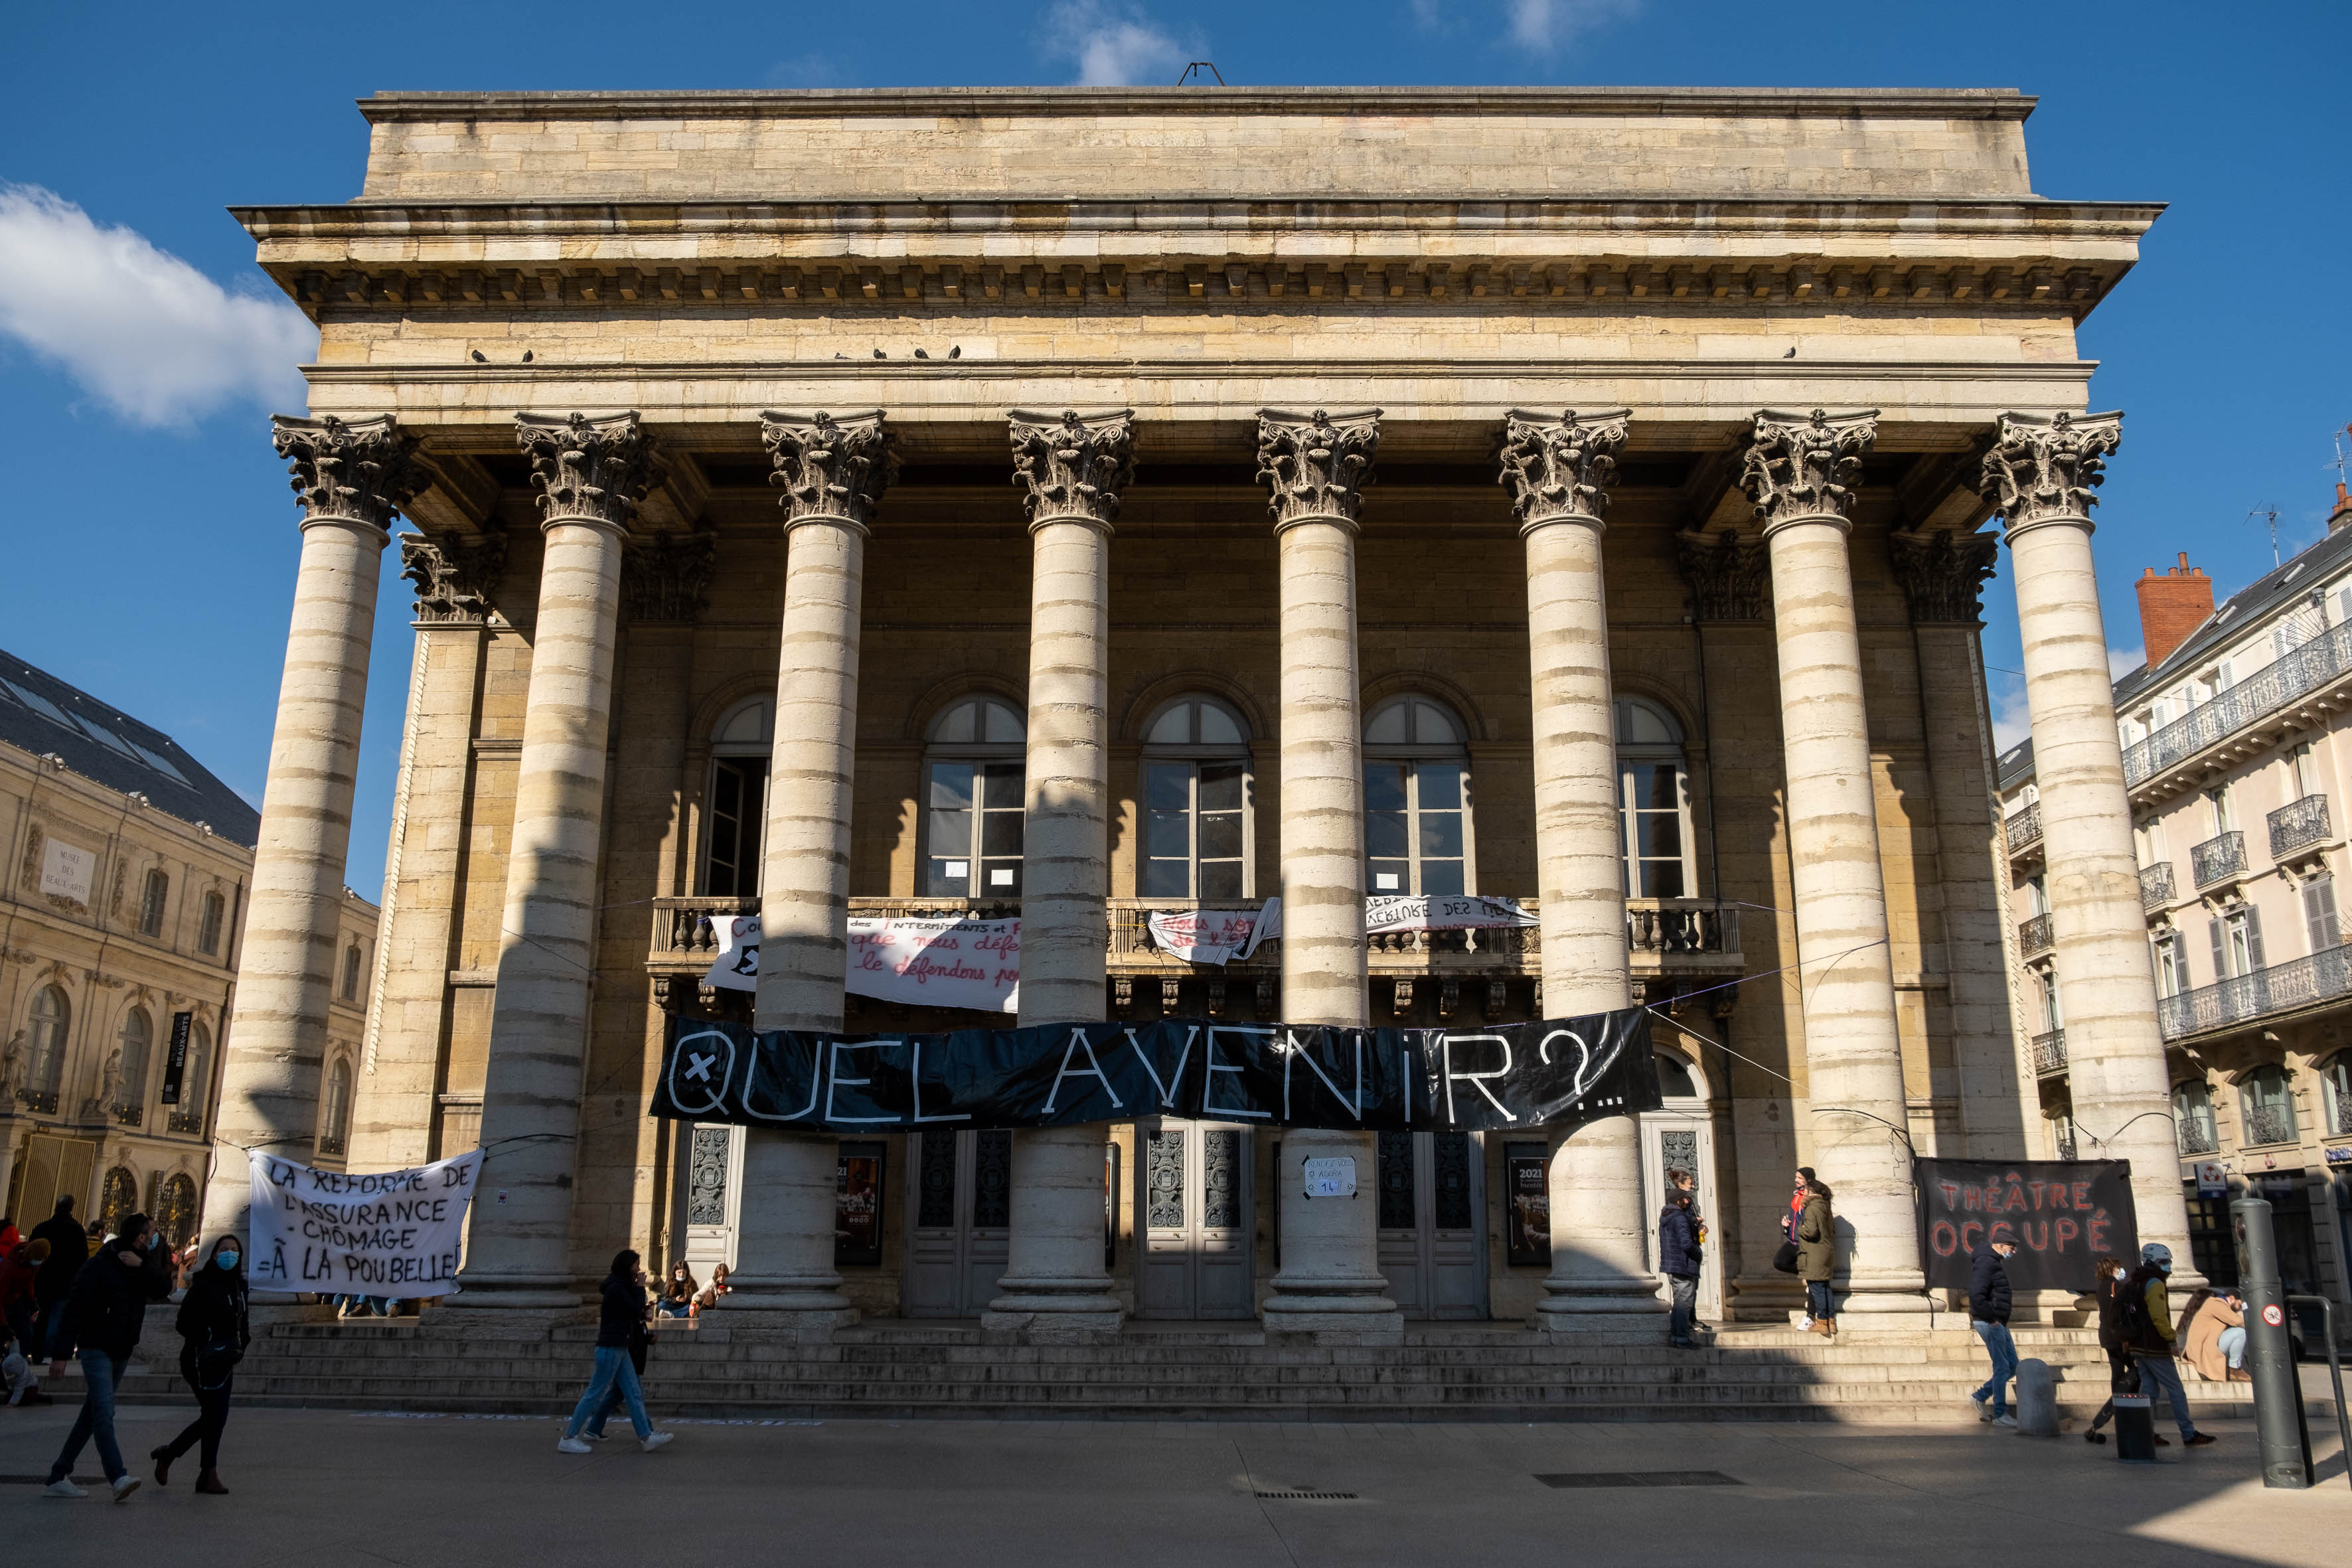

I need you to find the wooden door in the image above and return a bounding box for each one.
[1135,1120,1253,1318]
[902,1129,1012,1316]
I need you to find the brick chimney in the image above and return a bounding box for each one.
[2331,483,2352,534]
[2137,552,2213,668]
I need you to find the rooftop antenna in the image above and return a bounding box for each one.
[1174,61,1225,86]
[2249,505,2280,569]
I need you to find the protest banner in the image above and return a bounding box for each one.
[1145,900,1281,965]
[846,913,1022,1012]
[1913,1158,2138,1294]
[702,913,761,993]
[1364,895,1537,935]
[246,1148,484,1298]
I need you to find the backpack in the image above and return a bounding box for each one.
[2113,1269,2160,1350]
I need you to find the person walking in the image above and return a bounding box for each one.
[1968,1234,2020,1427]
[1795,1178,1838,1338]
[2084,1255,2134,1445]
[42,1212,172,1500]
[1659,1183,1704,1350]
[151,1236,249,1494]
[584,1259,655,1441]
[29,1195,89,1360]
[2,1236,54,1405]
[2122,1242,2215,1449]
[556,1250,674,1454]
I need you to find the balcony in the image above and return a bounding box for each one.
[2242,1104,2298,1149]
[112,1105,142,1129]
[2005,801,2043,856]
[2018,913,2054,957]
[2177,1119,2219,1156]
[2157,940,2352,1041]
[15,1089,57,1115]
[2055,1131,2078,1162]
[2190,830,2246,890]
[2031,1028,2067,1077]
[166,1110,202,1136]
[2268,793,2331,859]
[2140,861,2176,909]
[2333,1092,2352,1138]
[2123,619,2352,789]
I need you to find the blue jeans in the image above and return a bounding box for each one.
[2135,1354,2197,1440]
[1667,1275,1699,1342]
[1805,1280,1834,1320]
[48,1349,128,1483]
[2216,1324,2247,1370]
[564,1346,651,1441]
[1972,1320,2019,1417]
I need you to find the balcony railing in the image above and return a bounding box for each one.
[2268,793,2331,859]
[166,1110,202,1136]
[2031,1028,2067,1077]
[2177,1119,2219,1156]
[112,1105,142,1128]
[2140,861,2176,909]
[2157,940,2352,1040]
[2123,619,2352,787]
[2191,830,2246,890]
[2019,913,2054,957]
[2332,1091,2352,1138]
[2242,1104,2298,1148]
[2055,1131,2078,1162]
[16,1089,57,1115]
[2005,801,2043,855]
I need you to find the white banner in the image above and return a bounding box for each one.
[40,840,94,905]
[1364,894,1537,935]
[848,915,1021,1012]
[1146,898,1282,965]
[246,1148,483,1298]
[702,913,762,993]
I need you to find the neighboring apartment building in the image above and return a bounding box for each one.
[2001,483,2352,1332]
[0,649,377,1245]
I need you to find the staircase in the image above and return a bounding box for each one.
[95,1316,2288,1425]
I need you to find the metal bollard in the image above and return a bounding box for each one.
[2232,1198,2313,1489]
[2286,1295,2351,1494]
[2014,1358,2059,1437]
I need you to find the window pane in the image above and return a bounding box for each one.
[1144,858,1192,897]
[1366,811,1409,859]
[1145,810,1190,859]
[1418,811,1463,860]
[1363,763,1407,813]
[1148,706,1192,744]
[982,860,1022,894]
[927,809,971,857]
[980,762,1026,806]
[928,763,973,811]
[1637,859,1686,899]
[933,701,977,744]
[980,811,1026,857]
[1416,763,1462,810]
[1198,811,1242,860]
[1369,860,1409,893]
[1420,860,1464,896]
[1413,700,1460,744]
[1198,764,1243,813]
[1146,763,1190,812]
[1637,813,1682,860]
[1366,704,1408,744]
[924,858,971,896]
[1199,860,1243,900]
[1632,763,1682,811]
[1197,704,1243,744]
[982,700,1025,743]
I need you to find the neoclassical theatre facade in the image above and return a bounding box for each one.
[205,86,2183,1334]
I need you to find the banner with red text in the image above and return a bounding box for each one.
[1913,1158,2139,1294]
[847,914,1021,1012]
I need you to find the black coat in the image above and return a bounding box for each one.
[29,1215,88,1305]
[2094,1273,2124,1351]
[58,1241,171,1360]
[175,1261,251,1354]
[1658,1202,1703,1279]
[595,1275,649,1350]
[1968,1243,2013,1324]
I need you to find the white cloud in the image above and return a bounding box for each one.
[0,184,313,429]
[2110,643,2145,680]
[1042,2,1190,86]
[1507,0,1644,51]
[765,53,844,88]
[1992,680,2033,751]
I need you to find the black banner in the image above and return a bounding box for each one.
[1915,1158,2140,1294]
[654,1010,1662,1134]
[161,1010,192,1106]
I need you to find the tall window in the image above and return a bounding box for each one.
[2173,1079,2218,1154]
[2209,906,2264,980]
[2206,785,2233,836]
[922,696,1026,898]
[321,1057,353,1156]
[2238,1064,2297,1148]
[138,870,168,937]
[2035,970,2063,1033]
[704,697,773,896]
[196,891,224,957]
[179,1022,210,1121]
[2153,933,2187,998]
[1614,696,1693,898]
[340,943,364,1002]
[2321,1051,2352,1138]
[26,984,69,1096]
[1140,695,1250,899]
[118,1006,151,1109]
[2291,741,2323,800]
[1362,696,1470,896]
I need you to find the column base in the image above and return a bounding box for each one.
[1261,1285,1406,1344]
[1531,1277,1668,1330]
[979,1308,1125,1342]
[982,1277,1125,1340]
[1824,1271,1932,1315]
[441,1283,584,1311]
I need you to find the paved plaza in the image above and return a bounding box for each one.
[4,1402,2346,1567]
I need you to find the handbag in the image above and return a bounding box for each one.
[1772,1240,1802,1275]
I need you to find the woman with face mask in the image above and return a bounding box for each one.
[151,1236,248,1494]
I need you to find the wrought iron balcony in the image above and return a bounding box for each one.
[112,1105,143,1128]
[2190,830,2246,889]
[2005,801,2043,856]
[2177,1119,2219,1157]
[2332,1092,2352,1138]
[2242,1104,2298,1148]
[317,1133,347,1158]
[2140,861,2175,909]
[2158,940,2352,1040]
[166,1110,203,1136]
[2055,1131,2078,1162]
[2268,793,2331,859]
[2031,1028,2067,1077]
[2123,619,2352,787]
[2018,913,2054,957]
[16,1089,57,1115]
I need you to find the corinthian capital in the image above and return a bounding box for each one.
[1497,408,1630,532]
[1978,410,2123,535]
[1008,408,1135,529]
[400,533,507,625]
[514,411,658,530]
[1255,408,1380,530]
[1737,408,1879,532]
[271,414,421,532]
[622,531,718,623]
[1889,528,1999,625]
[1676,529,1770,622]
[760,409,897,531]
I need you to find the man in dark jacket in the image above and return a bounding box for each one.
[1968,1235,2019,1427]
[42,1212,171,1502]
[29,1195,88,1360]
[1,1237,54,1405]
[1659,1185,1704,1350]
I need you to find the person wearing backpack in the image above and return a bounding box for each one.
[2120,1243,2215,1449]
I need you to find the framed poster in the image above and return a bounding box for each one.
[835,1140,886,1267]
[161,1011,193,1105]
[1506,1142,1550,1267]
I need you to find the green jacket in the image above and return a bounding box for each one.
[1794,1193,1836,1283]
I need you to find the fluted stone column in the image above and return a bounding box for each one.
[202,416,417,1263]
[456,412,656,1308]
[1499,410,1668,1330]
[984,410,1133,1337]
[1743,408,1926,1313]
[1982,412,2195,1267]
[721,411,894,1331]
[1253,409,1403,1342]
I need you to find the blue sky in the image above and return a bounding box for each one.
[4,0,2349,896]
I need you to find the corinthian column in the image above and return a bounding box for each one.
[984,410,1133,1337]
[202,415,416,1262]
[1254,408,1403,1342]
[1498,410,1668,1330]
[1743,408,1926,1313]
[722,410,894,1330]
[457,412,655,1308]
[1982,412,2193,1267]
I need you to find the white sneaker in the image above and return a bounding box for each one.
[1992,1414,2018,1428]
[42,1479,86,1498]
[583,1430,610,1441]
[639,1431,673,1452]
[111,1476,141,1503]
[1972,1394,1992,1421]
[556,1437,593,1454]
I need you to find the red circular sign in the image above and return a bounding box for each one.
[2262,1304,2286,1327]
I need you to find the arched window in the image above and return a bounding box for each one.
[922,696,1027,898]
[1655,1051,1701,1100]
[156,1172,198,1249]
[1362,696,1471,896]
[1140,695,1251,899]
[118,1006,151,1113]
[2174,1079,2217,1155]
[321,1056,353,1157]
[25,984,69,1097]
[703,697,773,896]
[177,1021,210,1124]
[98,1166,137,1237]
[138,869,169,937]
[340,942,364,1002]
[1615,696,1695,899]
[197,890,225,956]
[2239,1064,2298,1148]
[2323,1051,2351,1139]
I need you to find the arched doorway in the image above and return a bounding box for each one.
[1638,1045,1725,1320]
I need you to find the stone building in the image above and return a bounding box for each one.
[204,85,2185,1338]
[2000,481,2352,1338]
[0,649,378,1243]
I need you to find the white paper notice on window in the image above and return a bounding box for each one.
[990,867,1014,886]
[1302,1156,1357,1199]
[40,840,94,904]
[945,860,969,879]
[1374,872,1400,890]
